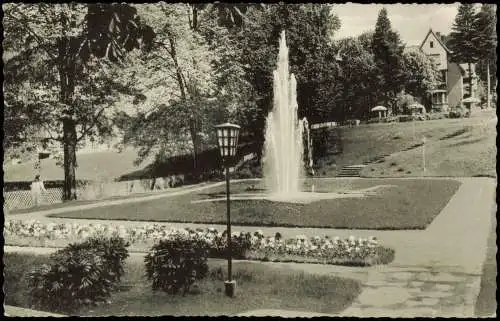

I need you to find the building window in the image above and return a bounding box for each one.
[441,70,447,84]
[430,41,434,48]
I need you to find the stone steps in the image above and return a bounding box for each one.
[339,142,425,176]
[338,165,366,177]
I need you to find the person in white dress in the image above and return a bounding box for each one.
[31,174,46,207]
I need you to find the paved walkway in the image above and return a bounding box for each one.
[4,177,496,317]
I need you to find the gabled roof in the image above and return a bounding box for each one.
[419,28,451,53]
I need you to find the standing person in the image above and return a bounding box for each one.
[31,174,46,207]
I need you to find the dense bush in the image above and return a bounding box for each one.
[27,234,129,313]
[144,234,210,295]
[78,233,130,284]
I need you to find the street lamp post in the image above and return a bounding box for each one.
[422,136,426,173]
[215,123,241,298]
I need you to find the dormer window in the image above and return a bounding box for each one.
[430,41,434,48]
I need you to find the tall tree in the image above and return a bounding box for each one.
[3,3,154,200]
[371,8,406,113]
[334,35,378,120]
[473,4,497,108]
[114,4,234,175]
[447,4,480,97]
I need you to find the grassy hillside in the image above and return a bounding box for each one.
[315,110,496,178]
[3,148,152,182]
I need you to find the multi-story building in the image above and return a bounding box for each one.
[418,29,478,112]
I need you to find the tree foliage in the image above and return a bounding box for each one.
[401,50,438,101]
[3,3,154,199]
[447,4,480,97]
[372,8,406,110]
[113,4,230,169]
[473,4,497,92]
[448,4,481,65]
[333,34,378,120]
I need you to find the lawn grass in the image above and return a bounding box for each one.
[49,178,461,230]
[315,110,496,177]
[4,252,362,316]
[362,115,496,178]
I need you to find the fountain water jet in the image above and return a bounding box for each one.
[263,30,311,197]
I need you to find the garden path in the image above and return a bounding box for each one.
[4,177,496,317]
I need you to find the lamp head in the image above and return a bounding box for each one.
[215,123,241,164]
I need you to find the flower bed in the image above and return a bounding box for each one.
[4,220,395,266]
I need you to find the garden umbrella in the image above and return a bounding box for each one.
[371,106,387,119]
[462,97,481,112]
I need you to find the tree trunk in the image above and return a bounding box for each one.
[487,59,490,109]
[59,37,78,201]
[168,34,200,175]
[189,119,199,176]
[192,6,198,31]
[63,117,78,200]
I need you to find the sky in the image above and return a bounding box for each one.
[331,3,465,46]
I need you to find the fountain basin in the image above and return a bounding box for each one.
[191,185,394,205]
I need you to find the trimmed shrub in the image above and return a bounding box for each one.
[144,235,209,295]
[27,234,129,313]
[78,233,130,285]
